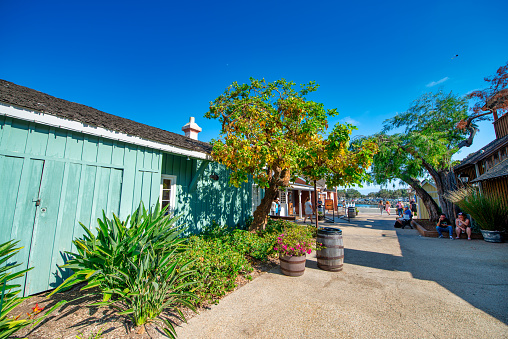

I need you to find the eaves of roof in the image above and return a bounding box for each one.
[471,158,508,182]
[454,134,508,170]
[0,79,212,155]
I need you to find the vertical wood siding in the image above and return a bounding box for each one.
[482,176,508,207]
[161,154,253,234]
[417,182,440,220]
[0,116,161,295]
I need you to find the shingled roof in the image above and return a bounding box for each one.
[454,134,508,170]
[471,158,508,182]
[0,79,212,154]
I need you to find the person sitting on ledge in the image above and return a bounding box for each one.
[455,212,471,240]
[394,206,413,228]
[436,213,453,239]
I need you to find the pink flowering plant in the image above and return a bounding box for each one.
[274,226,315,257]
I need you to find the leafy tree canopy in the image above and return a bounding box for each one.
[466,61,508,124]
[381,91,470,171]
[368,91,470,220]
[206,78,378,230]
[205,78,334,189]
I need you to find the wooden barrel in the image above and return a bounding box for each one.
[348,207,356,218]
[280,255,306,276]
[316,227,344,271]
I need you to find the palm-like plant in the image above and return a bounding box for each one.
[446,187,508,231]
[50,203,198,338]
[0,240,64,339]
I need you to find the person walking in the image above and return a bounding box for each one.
[303,197,314,223]
[385,201,391,215]
[378,200,384,215]
[271,198,279,216]
[396,201,403,217]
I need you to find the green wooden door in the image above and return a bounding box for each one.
[0,156,44,293]
[22,164,124,295]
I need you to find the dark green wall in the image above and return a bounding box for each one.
[162,154,253,234]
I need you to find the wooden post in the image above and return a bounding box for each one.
[314,180,318,229]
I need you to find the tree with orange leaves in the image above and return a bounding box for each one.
[458,61,508,140]
[206,78,377,231]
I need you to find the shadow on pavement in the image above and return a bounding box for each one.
[342,216,508,325]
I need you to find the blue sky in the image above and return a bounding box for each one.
[1,0,507,193]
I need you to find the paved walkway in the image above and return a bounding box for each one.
[177,212,508,338]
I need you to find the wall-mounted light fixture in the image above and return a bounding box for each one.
[209,173,219,181]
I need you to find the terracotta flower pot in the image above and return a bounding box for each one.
[279,254,306,277]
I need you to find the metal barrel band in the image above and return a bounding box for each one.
[280,258,306,265]
[318,245,344,249]
[316,255,345,260]
[281,268,306,274]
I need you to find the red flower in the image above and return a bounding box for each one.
[32,303,44,314]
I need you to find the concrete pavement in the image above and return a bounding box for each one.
[176,212,508,338]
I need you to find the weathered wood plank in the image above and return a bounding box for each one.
[119,145,137,219]
[25,160,65,295]
[93,166,111,223]
[46,128,68,158]
[0,118,29,153]
[25,123,50,156]
[111,140,126,166]
[97,138,113,164]
[108,168,123,216]
[4,158,43,294]
[0,155,25,244]
[189,160,209,192]
[64,132,84,160]
[82,135,99,162]
[141,171,153,208]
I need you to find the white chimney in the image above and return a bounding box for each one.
[182,117,202,140]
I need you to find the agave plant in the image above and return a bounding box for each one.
[50,202,198,338]
[445,187,508,232]
[0,240,64,339]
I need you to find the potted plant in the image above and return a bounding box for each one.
[446,188,508,243]
[317,211,324,221]
[274,226,314,276]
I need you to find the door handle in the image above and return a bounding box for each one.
[33,199,41,206]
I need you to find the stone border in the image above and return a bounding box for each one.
[411,220,484,239]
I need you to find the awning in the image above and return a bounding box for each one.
[289,183,317,191]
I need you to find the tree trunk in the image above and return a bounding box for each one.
[434,170,459,222]
[404,176,441,222]
[250,185,279,231]
[249,167,291,232]
[420,161,459,222]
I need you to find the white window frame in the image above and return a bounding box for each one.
[160,175,177,213]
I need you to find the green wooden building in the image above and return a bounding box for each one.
[0,79,259,296]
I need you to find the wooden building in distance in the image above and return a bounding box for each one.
[454,112,508,205]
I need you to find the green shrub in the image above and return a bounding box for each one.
[50,203,197,338]
[183,236,252,303]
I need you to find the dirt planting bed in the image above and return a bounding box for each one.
[13,258,279,339]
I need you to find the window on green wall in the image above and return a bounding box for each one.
[160,175,177,213]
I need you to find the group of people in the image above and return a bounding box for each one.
[270,197,281,216]
[436,212,472,240]
[270,196,325,223]
[379,200,417,217]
